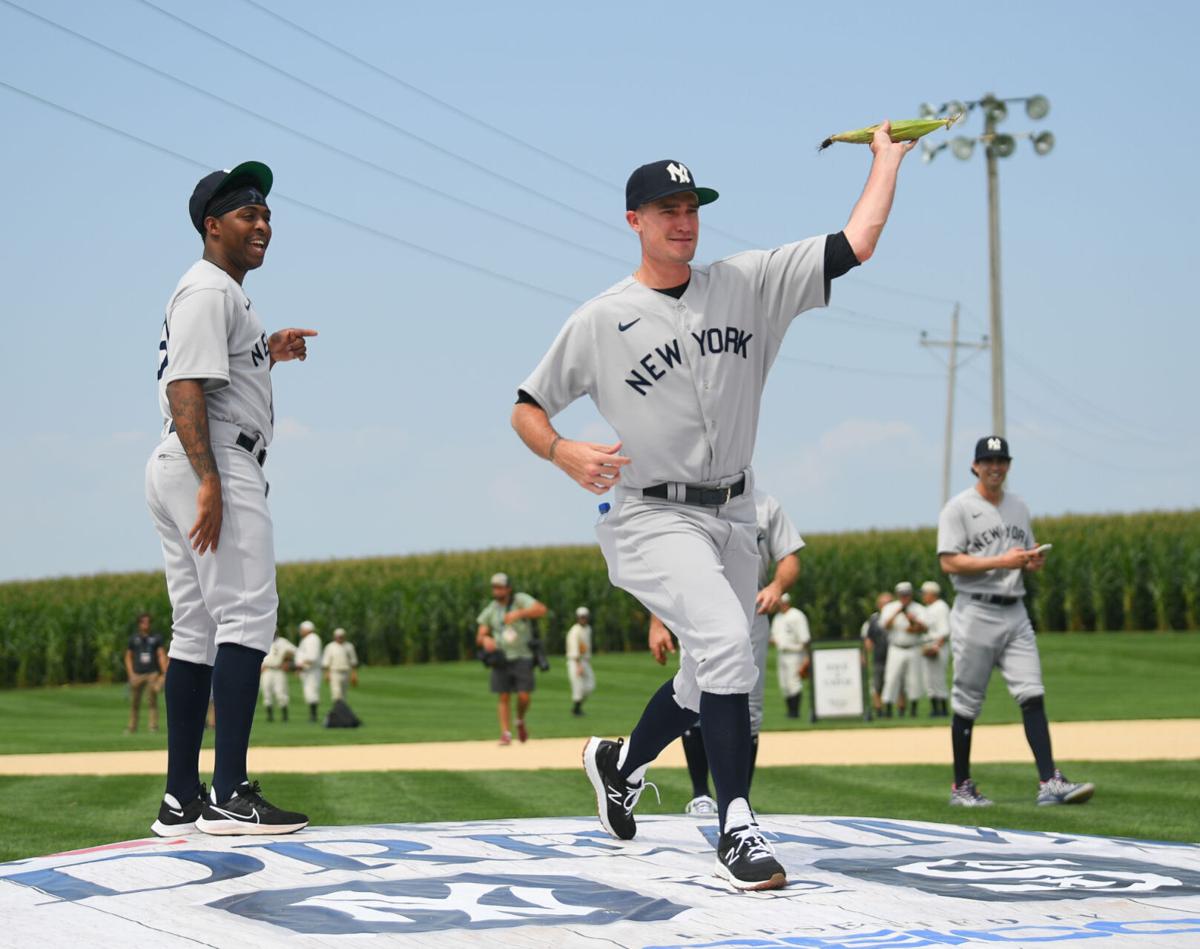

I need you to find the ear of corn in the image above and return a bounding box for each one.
[819,114,962,151]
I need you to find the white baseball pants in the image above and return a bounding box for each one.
[301,668,322,705]
[776,651,804,700]
[881,646,925,704]
[329,670,351,702]
[260,668,288,708]
[568,658,595,703]
[145,434,277,666]
[922,644,950,700]
[596,484,758,714]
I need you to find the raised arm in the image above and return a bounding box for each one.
[511,401,630,495]
[842,121,915,264]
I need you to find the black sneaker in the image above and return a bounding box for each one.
[150,783,207,837]
[196,780,309,836]
[582,737,654,840]
[716,824,787,891]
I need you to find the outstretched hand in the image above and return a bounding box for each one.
[553,439,631,495]
[870,120,918,160]
[269,328,318,365]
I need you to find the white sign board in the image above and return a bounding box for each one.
[812,646,864,720]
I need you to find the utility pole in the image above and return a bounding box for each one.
[921,304,988,506]
[983,96,1006,437]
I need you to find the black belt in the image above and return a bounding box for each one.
[643,474,746,507]
[971,593,1020,606]
[168,422,267,467]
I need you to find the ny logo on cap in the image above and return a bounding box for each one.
[665,162,692,185]
[988,437,1003,451]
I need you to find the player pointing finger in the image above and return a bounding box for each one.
[269,328,318,364]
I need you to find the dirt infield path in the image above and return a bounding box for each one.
[1,718,1195,776]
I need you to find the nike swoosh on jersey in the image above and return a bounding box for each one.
[618,319,641,332]
[971,512,983,518]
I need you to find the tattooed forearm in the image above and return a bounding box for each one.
[165,379,220,482]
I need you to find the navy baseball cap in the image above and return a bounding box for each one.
[189,160,273,235]
[974,435,1012,461]
[625,159,718,211]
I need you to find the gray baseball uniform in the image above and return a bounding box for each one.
[145,259,278,665]
[750,491,805,733]
[937,487,1043,719]
[520,239,826,711]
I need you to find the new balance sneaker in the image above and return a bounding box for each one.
[716,824,787,891]
[196,781,308,836]
[582,736,653,840]
[150,784,207,837]
[949,779,994,807]
[685,794,718,817]
[1037,770,1095,806]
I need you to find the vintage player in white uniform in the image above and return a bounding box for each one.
[565,607,596,716]
[295,620,323,721]
[879,581,927,716]
[145,161,313,837]
[918,580,951,716]
[770,592,810,718]
[938,435,1094,808]
[260,631,297,721]
[512,130,913,891]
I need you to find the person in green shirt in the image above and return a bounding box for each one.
[476,572,548,745]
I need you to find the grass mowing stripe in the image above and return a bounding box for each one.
[1,761,1195,863]
[1,633,1197,756]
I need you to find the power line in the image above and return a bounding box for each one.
[0,78,582,306]
[238,0,620,194]
[0,0,629,266]
[133,0,632,240]
[775,353,941,380]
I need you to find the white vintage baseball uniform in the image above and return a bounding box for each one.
[749,492,805,732]
[565,622,596,703]
[296,630,323,704]
[879,600,926,705]
[920,597,951,700]
[260,635,296,709]
[520,238,826,712]
[145,259,277,665]
[322,639,359,701]
[938,487,1043,719]
[770,606,810,700]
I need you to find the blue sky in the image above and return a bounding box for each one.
[1,0,1196,581]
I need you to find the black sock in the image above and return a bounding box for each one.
[212,643,267,802]
[910,701,919,718]
[164,658,213,803]
[681,725,711,798]
[309,702,318,720]
[747,733,759,790]
[282,705,288,722]
[266,706,274,722]
[619,678,700,781]
[1020,695,1055,782]
[952,713,975,787]
[698,691,752,832]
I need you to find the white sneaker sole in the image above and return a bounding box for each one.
[949,798,994,808]
[150,819,198,837]
[1039,782,1095,806]
[582,737,627,840]
[714,858,787,891]
[196,817,308,836]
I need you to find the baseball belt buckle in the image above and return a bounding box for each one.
[720,484,733,505]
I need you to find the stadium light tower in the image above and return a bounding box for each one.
[918,93,1054,437]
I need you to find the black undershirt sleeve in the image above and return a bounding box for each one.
[824,230,861,302]
[516,388,542,409]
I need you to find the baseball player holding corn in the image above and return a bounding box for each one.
[512,126,913,890]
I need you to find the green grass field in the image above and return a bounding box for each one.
[0,631,1195,863]
[0,632,1196,755]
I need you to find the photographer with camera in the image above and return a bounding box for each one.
[476,573,547,745]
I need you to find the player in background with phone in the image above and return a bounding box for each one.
[936,436,1094,808]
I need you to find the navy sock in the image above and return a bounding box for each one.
[164,658,213,803]
[951,713,974,786]
[698,691,752,832]
[212,643,267,802]
[747,733,760,790]
[681,725,711,798]
[1020,695,1055,782]
[619,679,699,781]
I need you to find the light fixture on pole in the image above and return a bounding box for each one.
[917,92,1054,437]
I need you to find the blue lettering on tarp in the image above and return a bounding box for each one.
[1,850,263,902]
[239,838,476,871]
[209,871,688,935]
[829,819,1008,846]
[641,918,1200,949]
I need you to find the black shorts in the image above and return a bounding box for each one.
[490,657,535,694]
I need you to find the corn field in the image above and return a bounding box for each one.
[1,510,1196,688]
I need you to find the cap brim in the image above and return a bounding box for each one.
[632,185,720,210]
[216,160,273,201]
